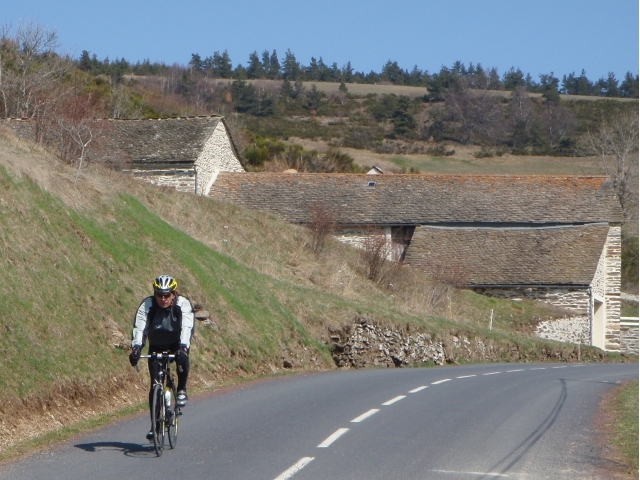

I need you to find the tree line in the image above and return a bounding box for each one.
[75,47,639,99]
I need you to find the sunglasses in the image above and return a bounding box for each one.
[155,292,173,298]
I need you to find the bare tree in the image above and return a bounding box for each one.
[443,89,502,145]
[0,21,71,120]
[508,87,534,149]
[577,111,639,227]
[361,227,392,282]
[539,103,576,149]
[45,94,109,182]
[307,201,338,254]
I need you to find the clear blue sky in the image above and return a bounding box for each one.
[4,0,639,81]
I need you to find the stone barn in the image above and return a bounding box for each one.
[207,172,623,351]
[104,116,245,193]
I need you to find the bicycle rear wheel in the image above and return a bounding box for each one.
[151,384,165,456]
[167,387,179,449]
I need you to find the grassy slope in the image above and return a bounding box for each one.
[0,129,632,458]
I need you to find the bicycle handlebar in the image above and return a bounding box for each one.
[134,352,176,372]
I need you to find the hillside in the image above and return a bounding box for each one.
[0,127,632,460]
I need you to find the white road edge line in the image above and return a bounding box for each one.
[456,375,476,379]
[409,386,428,393]
[431,469,509,477]
[351,409,380,423]
[483,372,501,376]
[432,379,451,384]
[274,457,315,480]
[318,428,349,448]
[382,395,406,406]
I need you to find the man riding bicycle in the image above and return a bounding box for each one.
[129,275,194,441]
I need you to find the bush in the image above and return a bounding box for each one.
[426,145,455,157]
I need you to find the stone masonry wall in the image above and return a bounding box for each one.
[333,228,404,262]
[535,316,590,344]
[475,287,591,314]
[131,170,195,193]
[620,326,639,355]
[603,226,621,351]
[196,122,245,195]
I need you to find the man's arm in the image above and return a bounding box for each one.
[177,296,194,349]
[132,297,153,347]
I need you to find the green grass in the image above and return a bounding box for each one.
[0,131,633,460]
[611,380,639,472]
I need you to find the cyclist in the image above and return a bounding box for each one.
[129,275,194,441]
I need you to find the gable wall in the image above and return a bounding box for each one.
[195,122,244,195]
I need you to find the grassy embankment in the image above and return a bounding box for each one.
[0,128,632,460]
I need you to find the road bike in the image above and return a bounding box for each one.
[139,352,182,456]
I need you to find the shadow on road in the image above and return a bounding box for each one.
[74,441,156,458]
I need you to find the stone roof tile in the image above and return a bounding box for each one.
[210,173,622,225]
[104,116,223,167]
[404,224,610,285]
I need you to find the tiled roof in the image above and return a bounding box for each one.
[209,173,622,225]
[104,116,223,167]
[403,224,609,286]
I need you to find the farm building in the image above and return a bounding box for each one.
[3,115,245,194]
[206,172,624,352]
[103,116,245,193]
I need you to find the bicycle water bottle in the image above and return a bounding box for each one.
[164,388,172,408]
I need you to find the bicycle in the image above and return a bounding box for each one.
[138,352,182,456]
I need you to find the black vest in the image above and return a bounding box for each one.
[145,297,183,347]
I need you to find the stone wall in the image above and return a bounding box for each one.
[333,228,404,262]
[603,226,621,351]
[196,122,245,195]
[474,287,591,314]
[535,316,590,344]
[620,326,639,355]
[329,319,605,368]
[131,170,195,193]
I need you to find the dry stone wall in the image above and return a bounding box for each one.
[328,318,604,368]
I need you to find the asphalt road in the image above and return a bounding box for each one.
[1,363,637,480]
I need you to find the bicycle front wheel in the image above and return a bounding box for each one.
[167,387,179,449]
[151,384,165,456]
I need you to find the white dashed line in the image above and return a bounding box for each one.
[382,395,406,406]
[274,457,314,480]
[432,379,452,384]
[506,369,524,372]
[351,409,379,423]
[483,372,501,376]
[456,375,476,379]
[530,368,546,370]
[409,386,428,393]
[318,428,349,448]
[552,366,567,369]
[572,364,585,367]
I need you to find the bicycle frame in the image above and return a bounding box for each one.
[138,352,181,455]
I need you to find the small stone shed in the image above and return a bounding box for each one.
[208,172,623,351]
[104,116,244,193]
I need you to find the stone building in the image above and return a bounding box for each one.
[207,172,624,351]
[3,115,245,193]
[104,116,245,193]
